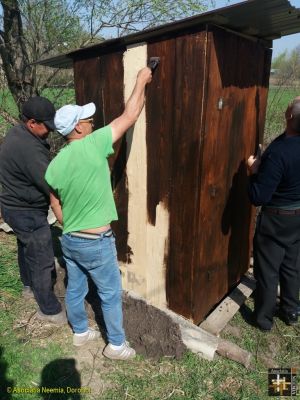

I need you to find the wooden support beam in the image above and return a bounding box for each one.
[199,273,256,336]
[217,339,251,368]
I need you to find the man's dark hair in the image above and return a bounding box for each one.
[291,99,300,133]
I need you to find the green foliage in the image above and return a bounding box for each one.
[272,51,288,70]
[271,47,300,84]
[0,89,19,137]
[265,86,300,144]
[40,88,75,108]
[267,47,300,146]
[19,0,85,58]
[0,87,74,139]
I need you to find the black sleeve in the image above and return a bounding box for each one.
[248,149,284,206]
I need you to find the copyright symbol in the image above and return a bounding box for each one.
[7,387,11,393]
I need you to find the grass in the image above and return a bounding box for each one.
[0,85,300,398]
[101,354,264,400]
[0,231,299,399]
[100,307,300,400]
[0,232,77,400]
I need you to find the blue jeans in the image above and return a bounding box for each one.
[61,231,125,346]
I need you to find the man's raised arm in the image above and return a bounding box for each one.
[110,67,152,144]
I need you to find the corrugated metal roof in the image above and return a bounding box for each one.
[37,0,300,69]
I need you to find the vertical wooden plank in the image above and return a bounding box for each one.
[74,57,104,128]
[167,31,208,319]
[146,38,176,307]
[146,39,176,225]
[121,44,149,298]
[99,53,129,263]
[192,26,271,323]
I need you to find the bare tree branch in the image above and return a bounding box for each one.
[0,0,213,123]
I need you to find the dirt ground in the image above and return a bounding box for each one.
[54,257,186,361]
[2,227,300,399]
[0,223,186,398]
[0,221,186,362]
[7,295,114,396]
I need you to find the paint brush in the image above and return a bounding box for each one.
[148,57,160,72]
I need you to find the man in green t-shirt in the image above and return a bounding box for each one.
[45,67,152,360]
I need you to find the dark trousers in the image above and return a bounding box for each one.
[1,205,62,315]
[253,211,300,329]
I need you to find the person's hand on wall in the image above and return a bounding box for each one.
[247,144,262,175]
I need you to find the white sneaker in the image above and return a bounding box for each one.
[103,342,136,360]
[73,328,101,346]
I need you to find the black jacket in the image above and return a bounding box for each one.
[248,133,300,207]
[0,123,50,210]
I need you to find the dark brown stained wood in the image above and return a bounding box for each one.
[74,52,131,262]
[146,39,176,225]
[74,57,104,128]
[72,23,273,325]
[247,48,273,272]
[191,25,271,323]
[167,31,208,319]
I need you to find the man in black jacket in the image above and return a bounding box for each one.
[0,97,66,324]
[248,97,300,331]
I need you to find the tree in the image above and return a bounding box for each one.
[272,46,300,84]
[0,0,87,111]
[0,0,215,117]
[75,0,213,39]
[0,0,33,107]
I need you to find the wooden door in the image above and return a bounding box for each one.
[165,30,209,319]
[191,26,271,323]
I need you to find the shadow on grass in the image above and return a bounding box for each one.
[0,347,14,400]
[40,358,81,399]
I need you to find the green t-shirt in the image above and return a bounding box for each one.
[45,126,118,233]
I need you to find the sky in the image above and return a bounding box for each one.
[210,0,300,59]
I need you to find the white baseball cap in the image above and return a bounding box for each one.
[54,102,96,136]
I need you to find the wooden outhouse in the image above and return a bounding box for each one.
[40,0,300,324]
